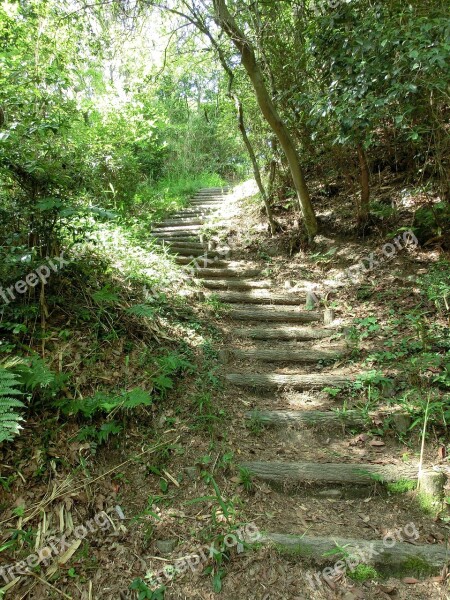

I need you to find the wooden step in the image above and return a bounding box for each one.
[157,218,205,227]
[176,257,228,267]
[170,247,222,258]
[175,210,215,216]
[189,202,223,207]
[155,241,209,250]
[209,290,305,305]
[229,307,321,323]
[152,225,204,233]
[194,268,261,279]
[245,409,411,430]
[225,373,351,389]
[152,229,202,237]
[240,460,441,486]
[222,347,343,363]
[264,533,447,575]
[156,236,202,243]
[201,279,272,291]
[196,188,229,193]
[246,409,366,427]
[234,326,336,340]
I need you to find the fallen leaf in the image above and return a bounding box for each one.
[402,577,420,584]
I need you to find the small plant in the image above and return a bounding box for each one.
[246,412,265,435]
[130,578,166,599]
[238,467,254,493]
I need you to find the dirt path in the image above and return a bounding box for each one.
[149,187,449,600]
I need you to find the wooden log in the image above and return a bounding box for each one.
[225,373,351,389]
[224,347,343,363]
[245,410,413,431]
[264,533,448,573]
[240,460,437,485]
[188,202,223,208]
[152,225,204,233]
[152,231,201,239]
[157,218,205,227]
[228,307,322,323]
[170,248,222,258]
[176,209,215,216]
[156,241,208,250]
[176,257,229,268]
[234,326,336,340]
[246,409,365,426]
[324,308,336,325]
[210,290,306,305]
[194,268,261,278]
[201,279,272,290]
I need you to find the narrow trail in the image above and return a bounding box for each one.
[152,188,448,597]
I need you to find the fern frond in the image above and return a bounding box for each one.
[0,361,26,444]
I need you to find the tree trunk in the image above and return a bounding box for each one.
[212,0,318,240]
[357,143,370,224]
[232,96,278,235]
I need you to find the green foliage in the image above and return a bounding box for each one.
[58,387,153,418]
[0,360,26,443]
[419,260,450,312]
[130,578,166,600]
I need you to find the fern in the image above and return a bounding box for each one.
[58,387,153,417]
[127,304,157,319]
[0,362,26,443]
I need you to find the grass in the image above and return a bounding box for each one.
[134,172,226,222]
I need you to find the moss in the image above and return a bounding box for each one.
[275,542,314,558]
[416,490,444,516]
[386,479,416,494]
[348,564,379,582]
[401,556,437,577]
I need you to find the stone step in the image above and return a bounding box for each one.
[201,279,272,291]
[264,533,447,576]
[240,460,442,488]
[209,290,305,305]
[221,347,344,363]
[229,306,321,323]
[225,372,351,389]
[234,326,336,340]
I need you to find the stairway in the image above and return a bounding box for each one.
[152,187,447,589]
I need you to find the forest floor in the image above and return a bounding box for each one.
[0,177,449,600]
